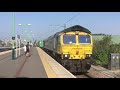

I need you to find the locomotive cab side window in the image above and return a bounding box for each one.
[63,35,76,44]
[78,35,91,44]
[57,36,60,45]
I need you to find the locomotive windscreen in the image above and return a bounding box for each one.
[78,35,91,44]
[63,35,76,44]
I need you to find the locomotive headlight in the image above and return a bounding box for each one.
[89,54,91,57]
[63,54,70,59]
[86,54,91,58]
[65,54,68,57]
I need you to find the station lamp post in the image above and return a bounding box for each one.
[12,12,15,60]
[28,31,33,42]
[18,23,31,45]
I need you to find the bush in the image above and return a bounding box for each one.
[93,35,112,66]
[93,34,120,68]
[109,43,120,54]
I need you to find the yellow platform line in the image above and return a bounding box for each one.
[36,47,57,78]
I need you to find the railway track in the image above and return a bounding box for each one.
[0,48,11,52]
[75,65,117,78]
[75,73,92,78]
[42,49,118,78]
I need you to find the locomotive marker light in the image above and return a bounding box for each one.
[86,54,91,58]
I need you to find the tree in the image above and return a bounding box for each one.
[93,35,112,66]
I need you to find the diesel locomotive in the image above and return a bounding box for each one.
[41,25,94,72]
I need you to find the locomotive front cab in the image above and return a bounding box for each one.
[78,34,93,59]
[60,31,93,60]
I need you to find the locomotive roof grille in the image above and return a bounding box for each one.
[44,25,91,40]
[56,25,91,34]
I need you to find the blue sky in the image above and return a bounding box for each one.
[0,12,120,41]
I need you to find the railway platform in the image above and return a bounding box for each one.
[0,47,76,78]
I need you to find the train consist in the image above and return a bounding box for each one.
[38,25,94,72]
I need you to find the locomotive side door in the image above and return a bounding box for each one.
[54,35,60,52]
[53,35,57,55]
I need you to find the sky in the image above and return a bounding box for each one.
[0,12,120,41]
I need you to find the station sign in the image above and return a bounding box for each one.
[12,37,15,40]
